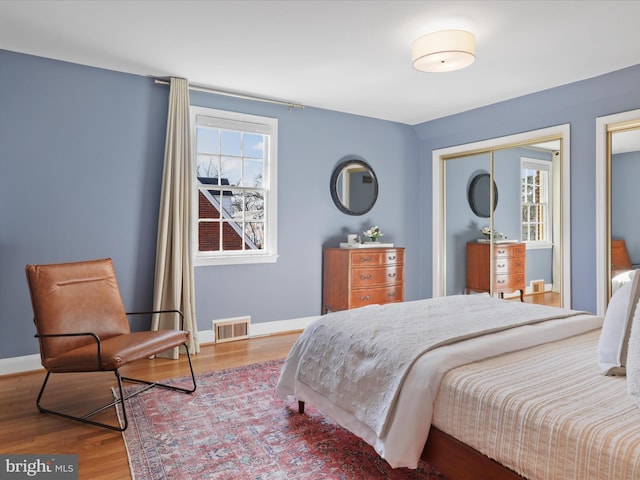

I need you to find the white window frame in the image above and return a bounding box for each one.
[190,106,278,266]
[520,157,552,249]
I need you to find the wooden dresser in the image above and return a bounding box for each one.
[466,242,526,301]
[322,247,405,313]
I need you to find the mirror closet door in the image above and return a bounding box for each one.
[444,152,492,296]
[442,139,563,307]
[609,124,640,302]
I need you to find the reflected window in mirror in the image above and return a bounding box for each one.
[521,157,552,246]
[330,158,378,215]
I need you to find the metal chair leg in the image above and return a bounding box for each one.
[36,342,197,432]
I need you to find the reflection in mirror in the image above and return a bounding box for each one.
[468,173,498,217]
[609,127,640,300]
[446,153,490,297]
[596,110,640,314]
[442,137,563,307]
[330,158,378,215]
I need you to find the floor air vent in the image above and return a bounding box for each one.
[531,280,545,294]
[213,317,250,343]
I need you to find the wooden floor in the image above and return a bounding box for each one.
[519,291,561,307]
[0,333,300,480]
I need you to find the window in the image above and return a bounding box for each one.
[191,107,278,265]
[520,157,551,246]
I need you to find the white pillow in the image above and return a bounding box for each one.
[627,297,640,407]
[597,272,640,375]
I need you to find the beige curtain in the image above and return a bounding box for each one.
[152,77,199,358]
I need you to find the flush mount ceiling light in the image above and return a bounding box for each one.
[412,30,476,73]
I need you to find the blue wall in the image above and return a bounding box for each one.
[0,49,420,359]
[1,50,168,358]
[3,46,640,360]
[415,63,640,313]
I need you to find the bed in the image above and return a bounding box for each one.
[276,291,640,479]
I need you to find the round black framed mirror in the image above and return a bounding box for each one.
[330,157,378,215]
[468,173,498,218]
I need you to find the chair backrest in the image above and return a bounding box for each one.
[612,239,633,271]
[25,258,131,363]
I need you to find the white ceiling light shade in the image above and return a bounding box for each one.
[412,30,476,73]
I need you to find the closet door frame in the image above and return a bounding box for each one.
[432,124,571,308]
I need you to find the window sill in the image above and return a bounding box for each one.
[194,253,279,267]
[524,242,553,250]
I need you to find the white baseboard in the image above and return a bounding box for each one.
[0,315,319,376]
[250,315,318,337]
[0,354,43,376]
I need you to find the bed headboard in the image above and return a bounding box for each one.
[612,239,632,271]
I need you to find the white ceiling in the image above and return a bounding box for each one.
[1,1,640,125]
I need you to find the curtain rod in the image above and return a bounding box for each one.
[154,79,304,110]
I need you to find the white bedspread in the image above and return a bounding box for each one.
[276,295,602,469]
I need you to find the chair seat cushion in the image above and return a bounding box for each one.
[42,330,190,372]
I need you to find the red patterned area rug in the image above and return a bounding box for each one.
[119,359,444,479]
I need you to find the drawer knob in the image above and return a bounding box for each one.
[360,256,373,262]
[387,292,396,298]
[497,249,506,254]
[497,280,505,284]
[497,263,505,268]
[360,295,371,301]
[388,255,396,260]
[360,274,372,280]
[388,272,397,278]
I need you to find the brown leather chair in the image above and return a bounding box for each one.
[25,258,196,431]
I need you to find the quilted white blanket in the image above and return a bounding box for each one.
[276,294,601,468]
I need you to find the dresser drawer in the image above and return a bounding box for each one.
[495,244,525,258]
[350,249,404,267]
[350,266,403,288]
[494,257,525,275]
[493,273,525,291]
[350,285,404,308]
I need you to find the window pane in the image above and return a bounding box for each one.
[198,190,221,219]
[221,130,241,156]
[221,156,241,186]
[245,191,264,218]
[229,190,245,217]
[222,221,244,251]
[197,154,220,179]
[244,133,265,159]
[245,222,265,249]
[196,126,219,154]
[243,159,264,187]
[199,221,220,251]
